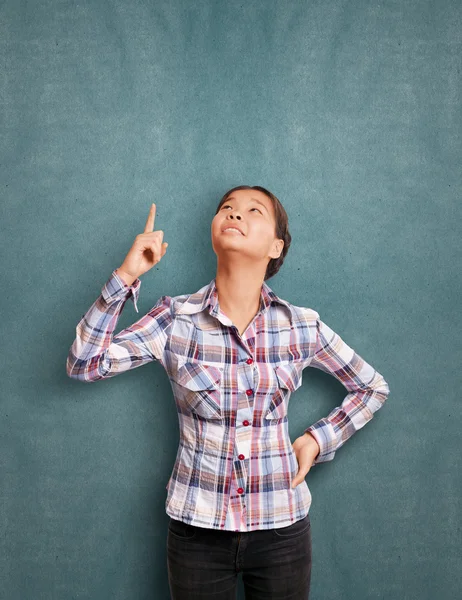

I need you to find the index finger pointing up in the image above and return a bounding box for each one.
[144,203,156,233]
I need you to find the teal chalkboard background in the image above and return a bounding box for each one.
[1,1,460,598]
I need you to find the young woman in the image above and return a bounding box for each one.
[67,185,390,599]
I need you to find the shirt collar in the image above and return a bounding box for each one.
[174,277,294,326]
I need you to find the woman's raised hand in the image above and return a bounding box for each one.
[117,203,168,285]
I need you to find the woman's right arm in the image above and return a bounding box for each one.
[65,269,172,381]
[66,203,171,382]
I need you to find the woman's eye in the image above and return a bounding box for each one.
[221,204,261,213]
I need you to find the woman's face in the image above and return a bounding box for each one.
[211,189,284,265]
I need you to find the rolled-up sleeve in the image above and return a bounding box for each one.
[66,270,172,382]
[304,314,390,464]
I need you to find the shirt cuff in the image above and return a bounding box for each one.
[304,418,337,464]
[101,269,141,313]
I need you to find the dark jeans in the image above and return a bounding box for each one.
[166,513,312,599]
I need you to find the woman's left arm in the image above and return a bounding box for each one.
[302,313,390,465]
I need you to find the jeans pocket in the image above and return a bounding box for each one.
[168,517,197,540]
[272,514,311,539]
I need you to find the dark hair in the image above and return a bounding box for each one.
[215,185,291,281]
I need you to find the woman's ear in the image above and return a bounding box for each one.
[269,239,284,260]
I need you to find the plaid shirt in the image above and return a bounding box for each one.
[66,269,390,532]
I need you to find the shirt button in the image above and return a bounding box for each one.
[237,487,244,494]
[238,454,245,460]
[243,420,250,426]
[246,358,253,364]
[245,389,253,396]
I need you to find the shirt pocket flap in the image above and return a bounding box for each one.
[274,363,303,392]
[265,363,303,420]
[175,361,223,420]
[176,361,222,391]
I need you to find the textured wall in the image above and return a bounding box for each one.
[1,0,460,598]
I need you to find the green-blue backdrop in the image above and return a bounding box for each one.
[1,1,460,598]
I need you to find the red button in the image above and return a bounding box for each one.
[245,389,253,396]
[237,487,244,494]
[243,420,250,426]
[238,454,245,460]
[246,358,253,364]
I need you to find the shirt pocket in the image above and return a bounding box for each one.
[175,361,224,421]
[265,363,303,421]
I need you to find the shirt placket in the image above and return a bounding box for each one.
[224,324,257,531]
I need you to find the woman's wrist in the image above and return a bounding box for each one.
[116,268,137,287]
[304,432,320,458]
